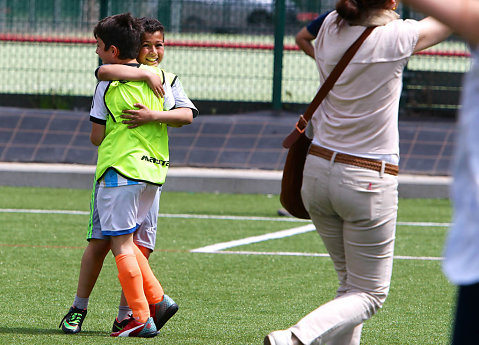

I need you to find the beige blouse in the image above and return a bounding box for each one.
[311,11,419,162]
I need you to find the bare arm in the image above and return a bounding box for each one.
[403,0,479,46]
[414,17,453,53]
[121,103,193,128]
[295,27,316,59]
[90,122,105,146]
[97,64,164,98]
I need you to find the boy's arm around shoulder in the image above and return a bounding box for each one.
[96,64,164,98]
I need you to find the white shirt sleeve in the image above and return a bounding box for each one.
[162,81,175,111]
[90,81,110,122]
[171,78,199,117]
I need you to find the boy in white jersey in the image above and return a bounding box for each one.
[59,15,195,337]
[96,17,198,331]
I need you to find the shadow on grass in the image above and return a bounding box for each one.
[0,327,106,336]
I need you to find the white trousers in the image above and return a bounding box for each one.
[291,154,398,345]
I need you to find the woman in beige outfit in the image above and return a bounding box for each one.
[264,1,451,344]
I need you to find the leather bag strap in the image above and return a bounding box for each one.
[283,26,376,148]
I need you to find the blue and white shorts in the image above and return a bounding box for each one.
[87,171,161,251]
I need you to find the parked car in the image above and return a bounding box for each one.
[177,0,300,34]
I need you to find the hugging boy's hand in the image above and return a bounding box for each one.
[121,103,155,128]
[145,72,164,98]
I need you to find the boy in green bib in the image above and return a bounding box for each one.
[60,13,171,338]
[60,16,196,336]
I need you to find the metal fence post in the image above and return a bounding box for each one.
[272,0,286,111]
[99,0,108,20]
[98,0,109,66]
[157,0,172,30]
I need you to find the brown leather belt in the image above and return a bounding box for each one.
[308,144,399,176]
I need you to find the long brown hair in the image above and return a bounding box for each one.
[336,0,390,23]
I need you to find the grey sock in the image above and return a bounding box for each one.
[73,295,89,310]
[117,305,132,321]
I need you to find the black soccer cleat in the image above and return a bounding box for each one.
[59,306,87,334]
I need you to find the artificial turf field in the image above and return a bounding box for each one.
[0,186,455,344]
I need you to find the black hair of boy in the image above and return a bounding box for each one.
[94,13,143,60]
[138,17,165,40]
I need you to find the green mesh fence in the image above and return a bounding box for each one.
[0,0,471,116]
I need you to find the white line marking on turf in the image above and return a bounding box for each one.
[158,213,310,222]
[397,221,451,227]
[0,209,453,227]
[191,224,316,253]
[0,209,306,222]
[190,221,447,261]
[0,208,446,260]
[0,209,308,222]
[206,250,442,261]
[0,208,90,215]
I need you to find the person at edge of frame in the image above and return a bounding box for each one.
[400,1,479,344]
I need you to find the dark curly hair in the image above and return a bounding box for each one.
[138,17,165,41]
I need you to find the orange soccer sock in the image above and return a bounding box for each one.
[134,244,164,305]
[115,253,150,323]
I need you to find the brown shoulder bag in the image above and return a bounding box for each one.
[280,26,375,219]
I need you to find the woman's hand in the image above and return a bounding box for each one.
[121,103,155,128]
